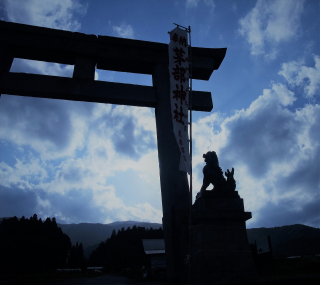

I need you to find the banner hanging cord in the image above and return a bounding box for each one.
[188,25,193,285]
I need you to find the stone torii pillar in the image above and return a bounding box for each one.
[0,20,227,284]
[153,63,190,282]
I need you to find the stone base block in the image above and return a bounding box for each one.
[191,250,257,284]
[191,191,257,284]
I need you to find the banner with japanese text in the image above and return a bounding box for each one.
[168,27,191,175]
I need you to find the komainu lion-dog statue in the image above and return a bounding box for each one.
[198,151,236,198]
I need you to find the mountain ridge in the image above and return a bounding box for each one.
[58,222,320,258]
[1,218,319,258]
[58,221,162,248]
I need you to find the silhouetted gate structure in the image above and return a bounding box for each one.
[0,20,226,283]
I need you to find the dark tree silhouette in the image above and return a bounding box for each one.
[0,215,71,276]
[89,226,163,273]
[68,242,85,270]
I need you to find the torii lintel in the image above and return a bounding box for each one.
[0,20,226,112]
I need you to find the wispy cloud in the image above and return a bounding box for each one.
[232,2,237,12]
[238,0,305,59]
[204,0,215,10]
[186,0,201,8]
[0,23,158,221]
[0,93,160,223]
[192,55,320,228]
[3,0,87,31]
[3,0,88,86]
[186,0,215,10]
[113,24,134,39]
[279,55,320,99]
[1,54,319,226]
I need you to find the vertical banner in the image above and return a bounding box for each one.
[169,27,191,175]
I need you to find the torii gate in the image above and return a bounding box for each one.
[0,21,226,283]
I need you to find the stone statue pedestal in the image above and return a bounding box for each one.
[191,190,257,284]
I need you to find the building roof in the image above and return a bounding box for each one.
[142,239,165,255]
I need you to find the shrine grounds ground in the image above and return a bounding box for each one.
[0,255,319,285]
[1,274,319,285]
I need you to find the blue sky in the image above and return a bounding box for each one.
[0,0,319,228]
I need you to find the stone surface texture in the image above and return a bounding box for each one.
[191,190,257,284]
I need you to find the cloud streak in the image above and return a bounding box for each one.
[279,55,320,99]
[186,0,215,10]
[192,55,320,228]
[0,1,318,229]
[4,0,87,89]
[113,24,134,39]
[238,0,305,59]
[1,51,319,226]
[0,95,160,223]
[3,0,86,31]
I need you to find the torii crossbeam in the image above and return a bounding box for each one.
[0,20,226,283]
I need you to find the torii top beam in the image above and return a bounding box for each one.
[0,21,226,112]
[0,20,226,80]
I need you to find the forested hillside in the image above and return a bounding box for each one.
[88,226,163,271]
[247,224,320,257]
[59,221,320,258]
[58,221,162,248]
[0,215,71,275]
[0,215,85,276]
[1,216,319,263]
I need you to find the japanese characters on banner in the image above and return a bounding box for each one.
[168,27,191,175]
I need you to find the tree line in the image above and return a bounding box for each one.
[0,214,84,276]
[89,225,164,272]
[0,214,164,276]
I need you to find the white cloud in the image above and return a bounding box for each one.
[11,59,74,78]
[94,71,99,80]
[2,143,162,222]
[0,95,160,223]
[192,57,319,228]
[4,0,89,87]
[279,55,320,98]
[204,0,215,9]
[186,0,200,8]
[125,203,162,223]
[193,102,319,227]
[113,24,134,39]
[0,157,47,189]
[186,0,215,10]
[4,0,87,31]
[1,46,319,226]
[238,0,304,59]
[232,3,237,12]
[0,97,91,160]
[248,82,296,112]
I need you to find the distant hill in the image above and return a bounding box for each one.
[247,224,320,257]
[58,221,162,258]
[58,221,162,248]
[59,222,319,258]
[2,217,319,259]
